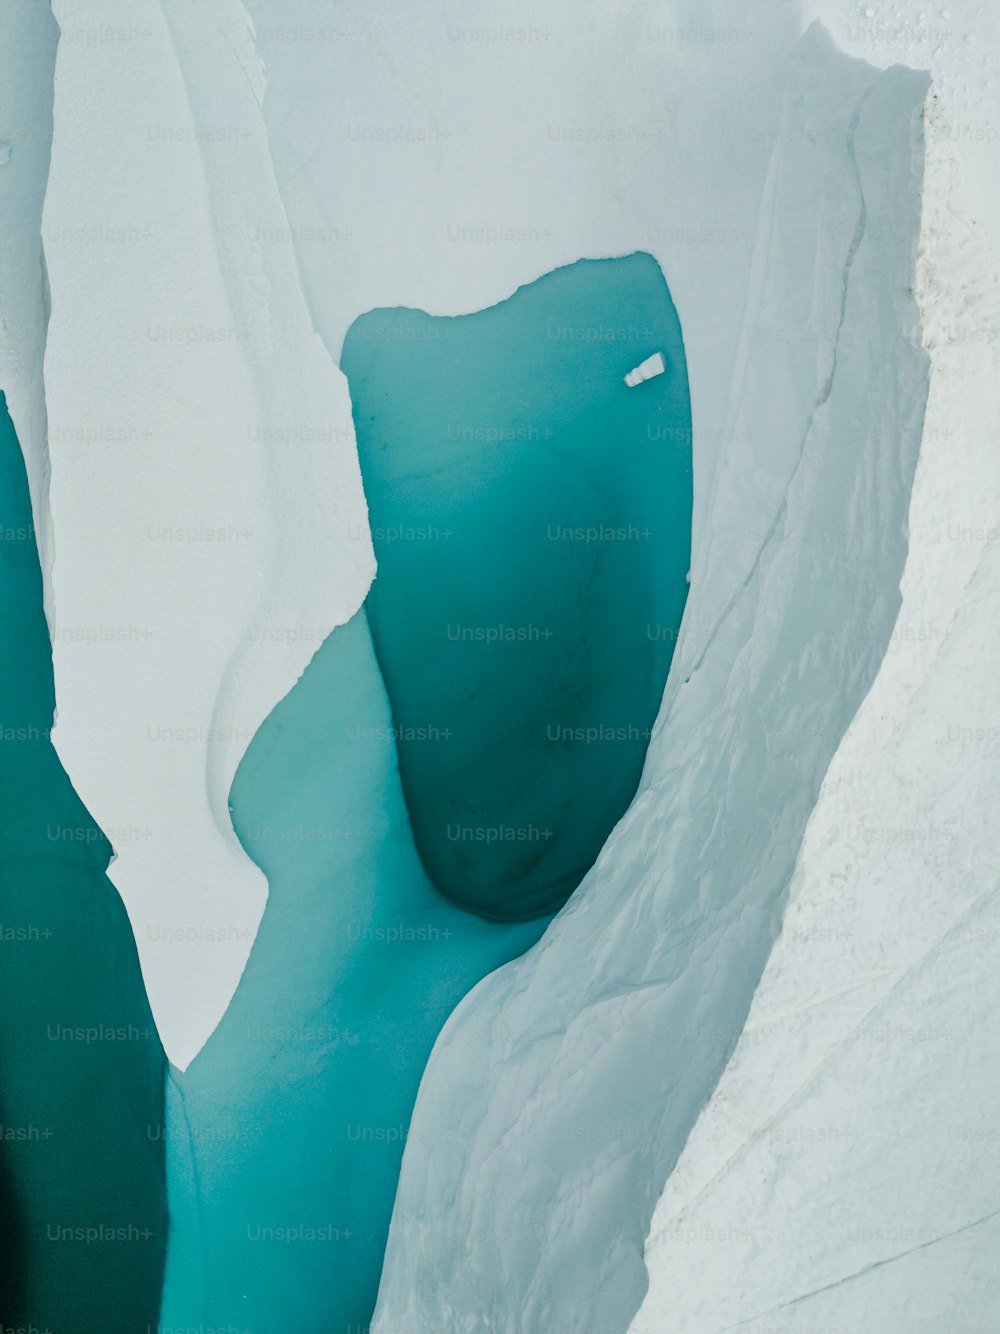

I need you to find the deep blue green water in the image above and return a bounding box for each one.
[342,252,692,919]
[0,392,167,1332]
[161,253,692,1332]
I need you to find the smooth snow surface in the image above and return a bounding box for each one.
[42,0,373,1066]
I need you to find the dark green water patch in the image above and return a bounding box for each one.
[0,392,167,1332]
[341,252,692,920]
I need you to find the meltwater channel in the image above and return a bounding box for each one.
[138,253,691,1332]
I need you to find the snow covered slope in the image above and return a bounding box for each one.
[42,0,373,1066]
[629,84,1000,1334]
[371,27,932,1333]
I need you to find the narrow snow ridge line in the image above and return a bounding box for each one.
[686,81,876,683]
[716,1207,1000,1332]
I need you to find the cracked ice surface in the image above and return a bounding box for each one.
[42,0,373,1066]
[371,29,932,1333]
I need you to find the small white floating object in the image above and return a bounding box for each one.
[624,351,666,388]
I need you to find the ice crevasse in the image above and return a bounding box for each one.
[0,2,996,1332]
[372,27,977,1334]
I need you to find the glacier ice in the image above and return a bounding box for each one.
[242,0,801,539]
[159,610,549,1331]
[6,0,996,1330]
[625,352,667,388]
[370,26,932,1333]
[630,82,1000,1334]
[0,11,167,1327]
[0,0,58,623]
[42,0,374,1067]
[162,250,692,1330]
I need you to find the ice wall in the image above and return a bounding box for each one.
[35,0,799,1067]
[0,0,58,618]
[159,611,549,1332]
[243,0,801,542]
[42,0,373,1066]
[0,11,170,1327]
[371,28,931,1333]
[630,92,1000,1334]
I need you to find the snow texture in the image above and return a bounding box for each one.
[37,0,798,1064]
[629,76,1000,1334]
[243,0,801,541]
[42,0,373,1066]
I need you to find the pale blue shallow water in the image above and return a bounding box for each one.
[161,253,692,1332]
